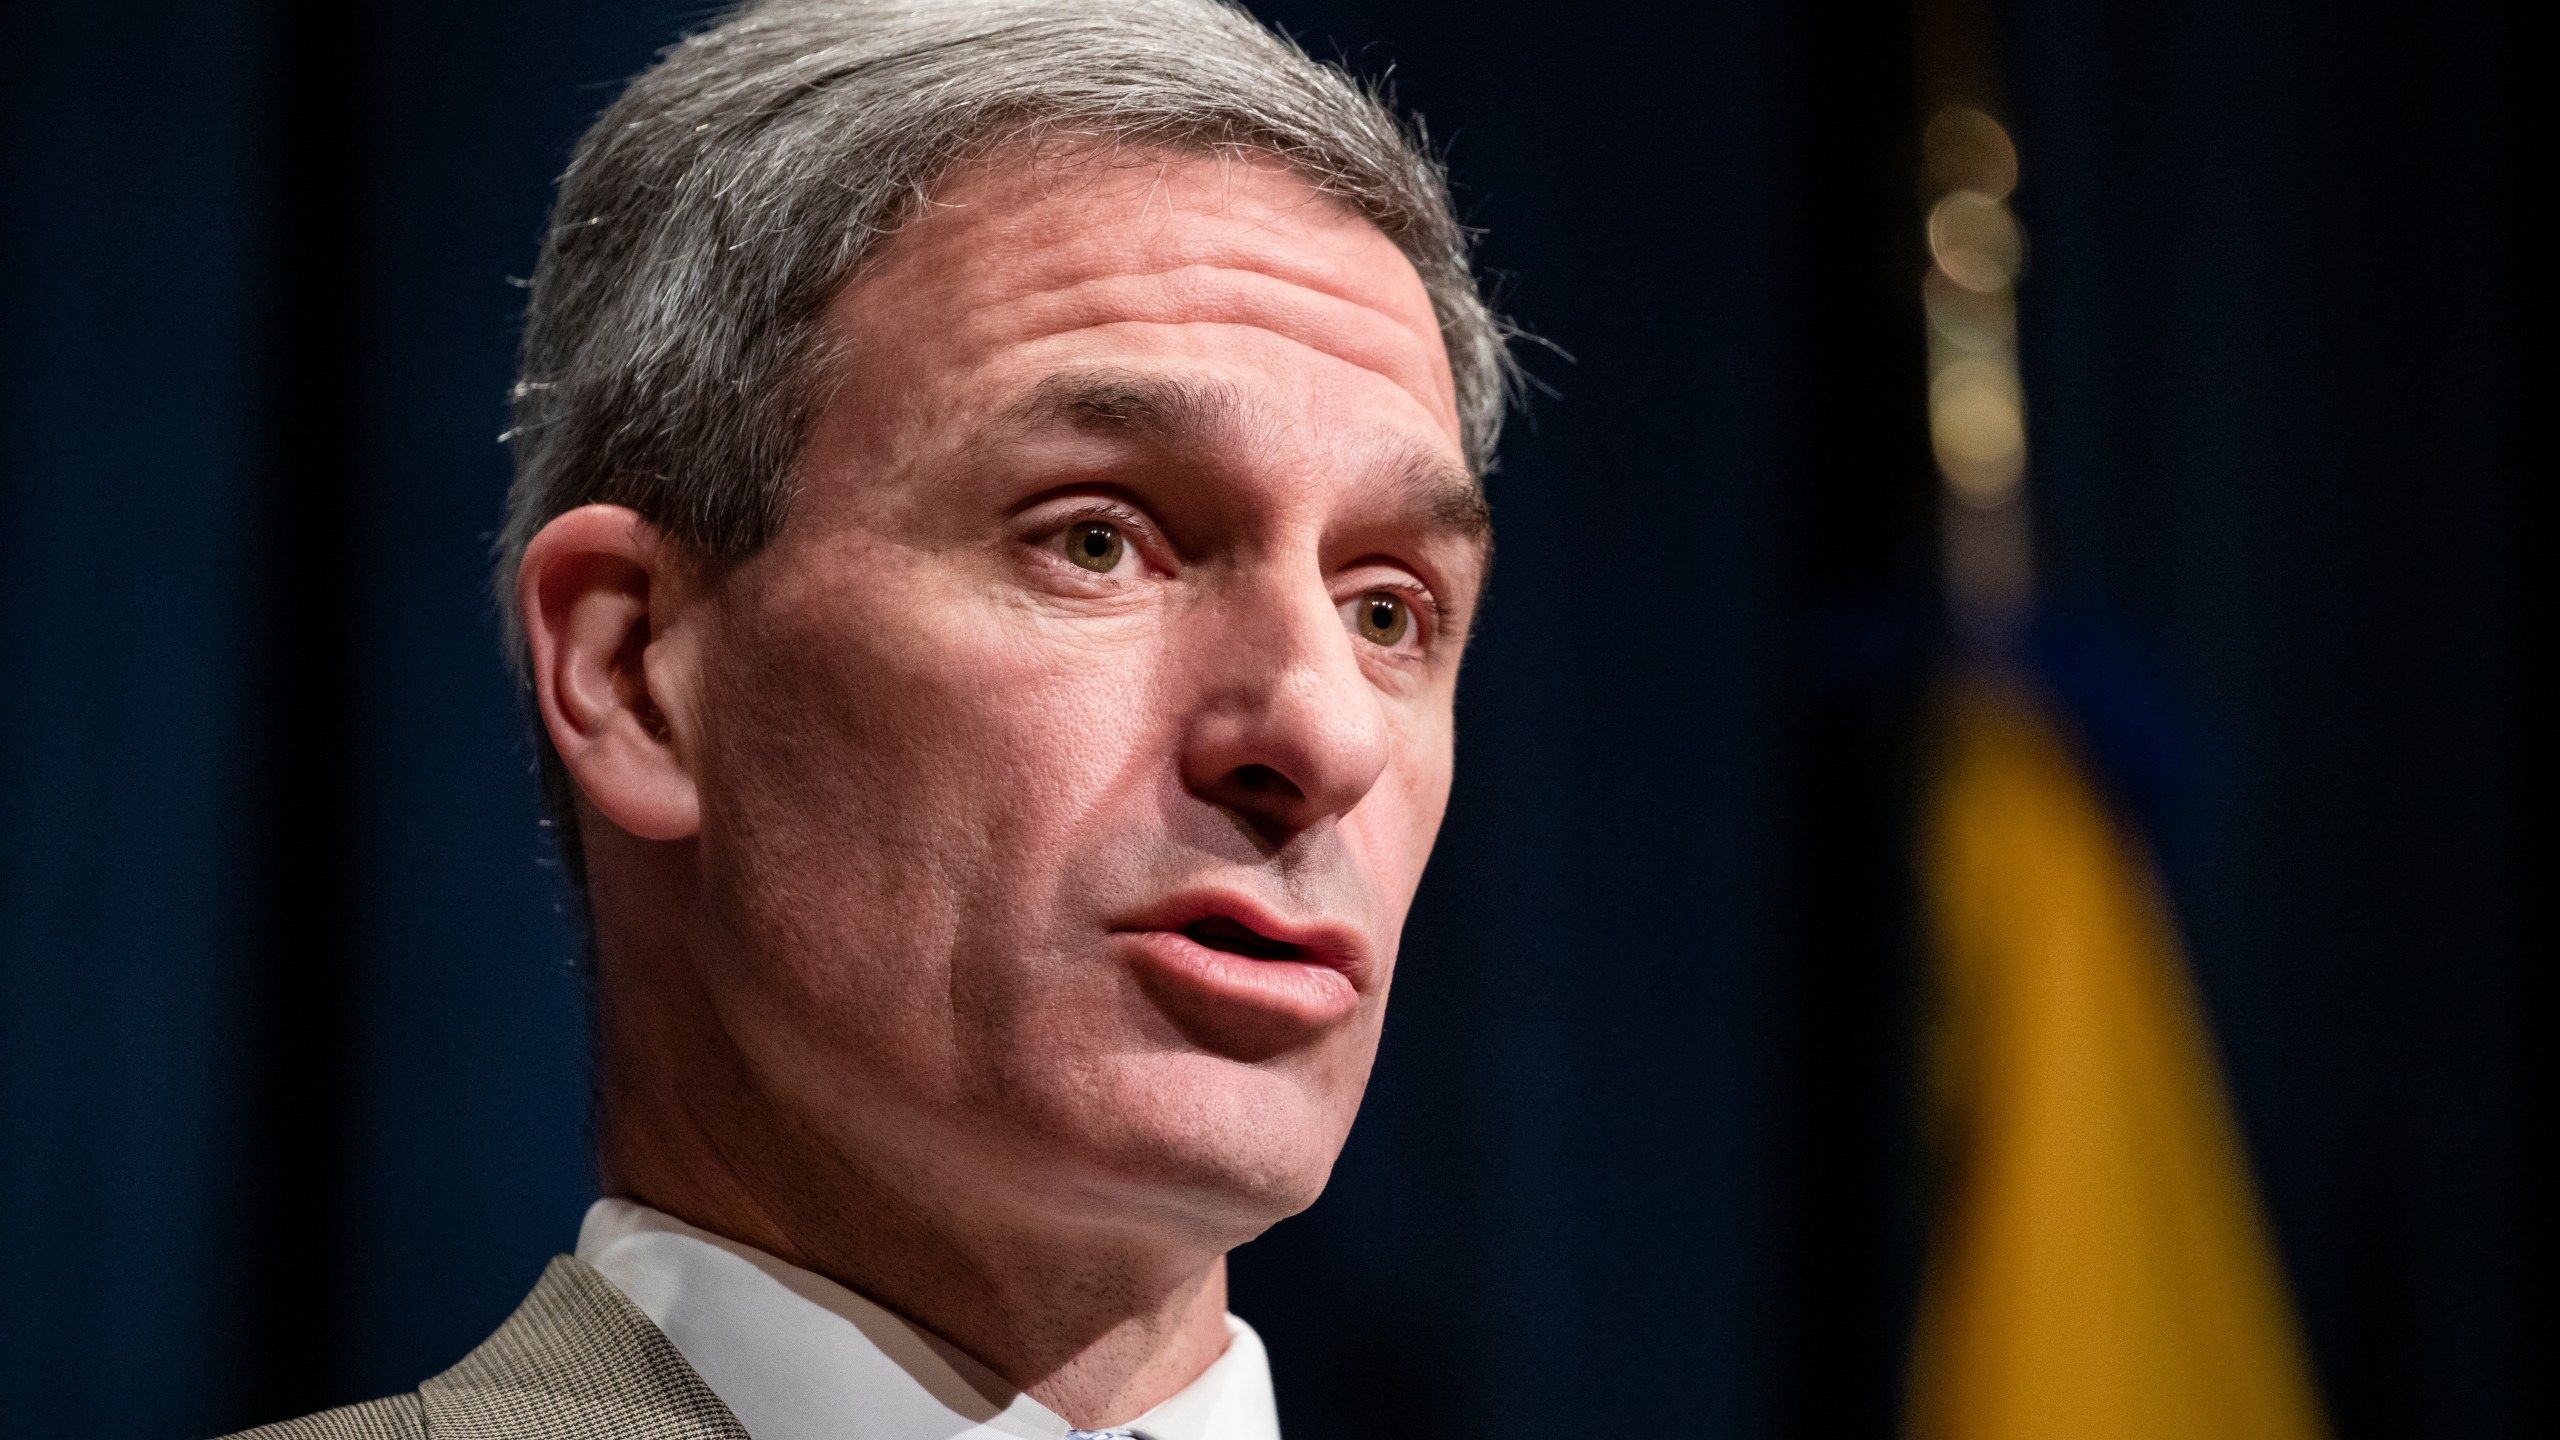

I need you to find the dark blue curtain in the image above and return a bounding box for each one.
[1,3,670,1431]
[1,2,2537,1438]
[1999,2,2535,1432]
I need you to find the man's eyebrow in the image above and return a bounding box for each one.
[995,368,1245,440]
[1404,459,1493,549]
[1344,453,1491,580]
[998,366,1491,551]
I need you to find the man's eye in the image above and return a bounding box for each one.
[1063,520,1126,573]
[1351,591,1411,648]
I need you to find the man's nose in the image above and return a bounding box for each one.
[1179,571,1391,847]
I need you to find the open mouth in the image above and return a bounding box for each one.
[1182,914,1306,961]
[1116,893,1368,1047]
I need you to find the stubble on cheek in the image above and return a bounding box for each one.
[686,553,995,1109]
[684,535,1177,1142]
[678,502,1446,1228]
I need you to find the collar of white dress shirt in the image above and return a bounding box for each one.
[575,1198,1282,1440]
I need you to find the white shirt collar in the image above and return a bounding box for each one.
[575,1199,1281,1440]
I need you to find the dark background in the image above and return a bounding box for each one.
[0,1,2540,1437]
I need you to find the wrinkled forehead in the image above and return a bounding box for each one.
[822,139,1465,459]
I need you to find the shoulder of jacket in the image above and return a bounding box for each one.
[424,1254,747,1439]
[219,1392,427,1440]
[212,1255,743,1440]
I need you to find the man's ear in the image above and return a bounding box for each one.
[518,504,703,842]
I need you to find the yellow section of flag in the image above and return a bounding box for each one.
[1907,680,2327,1440]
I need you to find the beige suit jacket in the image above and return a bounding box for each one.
[229,1255,749,1440]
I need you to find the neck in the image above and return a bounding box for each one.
[600,1095,1237,1426]
[585,859,1237,1427]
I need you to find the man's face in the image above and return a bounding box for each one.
[679,148,1483,1246]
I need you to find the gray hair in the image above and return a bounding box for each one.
[497,0,1514,879]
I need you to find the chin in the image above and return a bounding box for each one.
[1015,1045,1358,1244]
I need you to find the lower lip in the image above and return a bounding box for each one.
[1116,929,1361,1031]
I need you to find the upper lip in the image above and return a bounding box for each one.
[1114,889,1373,988]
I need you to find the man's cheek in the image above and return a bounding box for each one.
[1002,645,1177,774]
[1357,759,1451,886]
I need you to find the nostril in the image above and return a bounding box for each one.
[1229,763,1304,801]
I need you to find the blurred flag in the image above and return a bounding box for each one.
[1903,676,2329,1440]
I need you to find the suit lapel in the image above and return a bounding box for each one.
[421,1255,751,1440]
